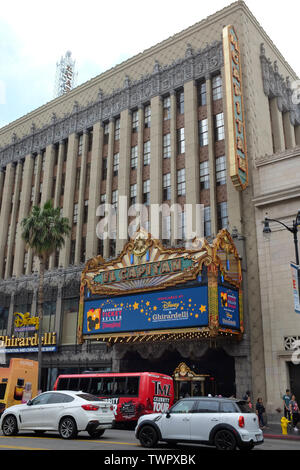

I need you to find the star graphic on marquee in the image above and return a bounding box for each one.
[146,301,150,306]
[153,306,157,311]
[133,302,139,310]
[199,305,206,313]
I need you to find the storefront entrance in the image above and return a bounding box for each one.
[120,346,236,398]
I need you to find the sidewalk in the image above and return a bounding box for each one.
[263,421,300,441]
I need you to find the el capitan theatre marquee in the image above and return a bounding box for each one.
[77,229,243,345]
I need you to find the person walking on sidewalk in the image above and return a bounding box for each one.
[282,389,291,420]
[256,397,266,429]
[289,395,299,431]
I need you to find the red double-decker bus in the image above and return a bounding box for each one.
[53,372,174,423]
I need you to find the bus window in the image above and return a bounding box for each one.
[68,378,80,391]
[114,377,126,396]
[57,378,69,390]
[126,377,139,397]
[78,377,90,393]
[0,383,7,400]
[90,377,103,395]
[100,377,115,396]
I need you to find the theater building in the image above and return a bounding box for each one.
[0,1,299,409]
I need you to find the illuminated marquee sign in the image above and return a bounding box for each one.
[83,286,208,335]
[78,229,244,344]
[223,25,248,191]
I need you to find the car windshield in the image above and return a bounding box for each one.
[76,393,102,402]
[236,400,252,413]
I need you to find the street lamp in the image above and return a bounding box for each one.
[263,210,300,302]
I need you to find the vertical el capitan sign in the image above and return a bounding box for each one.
[223,25,248,191]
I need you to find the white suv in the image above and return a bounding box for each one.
[135,397,264,450]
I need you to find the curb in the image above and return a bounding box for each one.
[264,433,300,441]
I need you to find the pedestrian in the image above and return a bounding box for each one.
[243,390,251,401]
[256,398,266,428]
[289,395,299,431]
[246,396,253,409]
[282,389,291,420]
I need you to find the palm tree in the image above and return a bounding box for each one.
[21,200,71,390]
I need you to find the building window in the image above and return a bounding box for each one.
[78,133,83,155]
[83,200,89,223]
[88,129,93,151]
[41,150,46,172]
[130,184,137,206]
[199,118,208,147]
[177,169,186,196]
[102,158,107,180]
[176,89,184,114]
[114,118,120,141]
[143,141,151,166]
[212,74,222,101]
[131,146,138,169]
[143,180,150,206]
[80,237,86,263]
[63,140,68,161]
[113,153,119,176]
[163,173,171,201]
[216,156,226,185]
[75,168,81,191]
[73,203,78,224]
[85,163,91,189]
[162,214,171,244]
[200,161,210,190]
[70,240,76,265]
[144,105,151,128]
[132,110,139,133]
[217,202,228,230]
[112,190,118,211]
[100,193,106,205]
[61,173,65,196]
[163,133,171,159]
[214,112,225,141]
[163,96,171,121]
[204,206,211,238]
[177,210,186,242]
[198,81,207,106]
[103,122,109,144]
[177,128,185,155]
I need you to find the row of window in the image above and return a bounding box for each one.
[101,112,224,180]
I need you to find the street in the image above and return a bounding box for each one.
[0,428,299,451]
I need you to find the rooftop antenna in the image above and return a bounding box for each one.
[54,51,78,98]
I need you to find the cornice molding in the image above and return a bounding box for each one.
[255,145,300,167]
[0,41,223,168]
[260,43,300,126]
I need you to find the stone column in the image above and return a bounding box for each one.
[206,76,217,237]
[283,112,296,149]
[136,106,144,206]
[86,122,104,259]
[59,133,78,267]
[104,119,115,258]
[184,80,200,239]
[269,98,285,153]
[116,110,131,255]
[53,141,65,209]
[26,153,42,275]
[170,92,177,245]
[0,163,15,278]
[41,144,55,206]
[0,169,5,203]
[5,161,23,279]
[150,96,163,239]
[75,130,89,264]
[13,156,34,277]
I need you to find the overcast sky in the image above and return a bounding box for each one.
[0,0,299,130]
